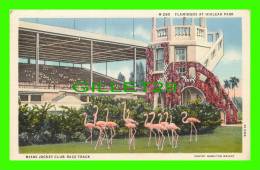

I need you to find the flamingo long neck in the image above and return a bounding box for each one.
[144,114,148,126]
[182,112,188,124]
[170,115,172,124]
[123,103,126,121]
[106,110,109,123]
[127,110,130,119]
[94,114,97,125]
[94,106,98,125]
[159,114,162,124]
[84,114,88,126]
[164,112,168,122]
[150,112,155,124]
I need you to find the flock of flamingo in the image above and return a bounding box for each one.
[83,102,201,151]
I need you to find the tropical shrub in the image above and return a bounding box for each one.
[19,132,30,146]
[71,132,86,142]
[55,133,67,143]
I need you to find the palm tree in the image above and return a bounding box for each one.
[117,72,125,82]
[229,76,240,100]
[224,80,231,96]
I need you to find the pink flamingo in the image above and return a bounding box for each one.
[148,112,165,150]
[83,112,95,144]
[157,113,167,151]
[160,112,172,145]
[122,102,138,150]
[104,108,118,147]
[167,115,181,148]
[144,112,158,147]
[126,109,138,150]
[93,105,109,150]
[181,111,201,142]
[122,102,138,125]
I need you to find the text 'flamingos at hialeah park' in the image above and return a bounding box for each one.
[181,111,201,142]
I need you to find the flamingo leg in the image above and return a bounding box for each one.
[128,129,131,146]
[111,127,116,146]
[110,127,116,146]
[157,130,162,150]
[171,130,174,148]
[129,128,134,150]
[166,130,171,145]
[109,128,112,146]
[161,131,165,151]
[100,129,103,145]
[174,131,179,148]
[190,123,193,143]
[193,124,198,142]
[157,130,161,149]
[103,128,110,149]
[132,128,136,150]
[128,129,132,150]
[95,129,102,150]
[148,130,152,147]
[85,129,90,143]
[85,128,92,144]
[151,129,158,146]
[90,129,93,144]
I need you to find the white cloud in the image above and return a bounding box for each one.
[134,26,150,42]
[222,48,242,63]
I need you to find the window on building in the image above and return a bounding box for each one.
[60,62,73,67]
[74,63,81,68]
[29,59,44,65]
[20,95,28,101]
[19,58,28,64]
[199,74,207,82]
[31,95,41,101]
[30,59,36,64]
[211,50,216,59]
[197,28,205,37]
[45,61,59,66]
[204,59,209,67]
[175,27,190,36]
[157,29,167,37]
[216,33,219,40]
[208,34,214,42]
[175,48,187,61]
[155,48,164,71]
[177,66,186,76]
[189,67,196,78]
[218,40,222,50]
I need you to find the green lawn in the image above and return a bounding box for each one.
[20,126,242,153]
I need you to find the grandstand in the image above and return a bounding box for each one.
[19,63,123,89]
[18,21,147,109]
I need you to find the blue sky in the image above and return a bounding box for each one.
[21,18,242,85]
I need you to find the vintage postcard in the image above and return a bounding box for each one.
[10,10,250,160]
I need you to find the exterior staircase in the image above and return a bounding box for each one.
[202,31,224,71]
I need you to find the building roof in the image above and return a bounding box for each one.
[19,21,148,64]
